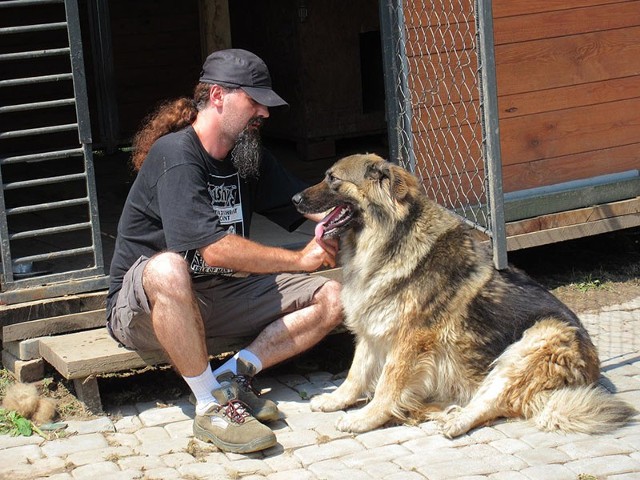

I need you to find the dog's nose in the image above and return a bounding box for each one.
[292,192,302,205]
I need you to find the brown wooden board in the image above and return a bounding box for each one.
[494,2,640,45]
[505,197,640,236]
[493,0,626,19]
[2,309,107,343]
[495,27,640,96]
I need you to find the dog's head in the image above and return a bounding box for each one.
[292,153,420,242]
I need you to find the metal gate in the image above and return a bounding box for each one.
[0,0,107,305]
[379,0,508,268]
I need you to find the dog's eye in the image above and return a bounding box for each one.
[326,172,335,183]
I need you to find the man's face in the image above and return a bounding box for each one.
[222,90,269,179]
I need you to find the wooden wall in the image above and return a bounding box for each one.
[494,0,640,193]
[404,0,640,208]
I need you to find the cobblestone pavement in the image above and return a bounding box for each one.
[1,297,639,480]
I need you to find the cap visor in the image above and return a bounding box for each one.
[242,86,289,108]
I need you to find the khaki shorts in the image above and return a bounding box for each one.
[107,256,330,351]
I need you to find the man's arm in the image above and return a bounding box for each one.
[199,234,336,274]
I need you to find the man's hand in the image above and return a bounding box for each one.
[298,237,338,271]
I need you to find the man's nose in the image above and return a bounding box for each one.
[257,104,269,118]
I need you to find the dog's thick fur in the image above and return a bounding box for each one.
[2,383,56,425]
[293,153,636,436]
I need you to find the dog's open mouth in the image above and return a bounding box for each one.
[315,205,353,240]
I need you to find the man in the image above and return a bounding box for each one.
[106,49,342,454]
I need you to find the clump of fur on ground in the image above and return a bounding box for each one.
[2,382,57,425]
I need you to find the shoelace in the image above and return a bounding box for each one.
[222,399,251,424]
[234,374,262,397]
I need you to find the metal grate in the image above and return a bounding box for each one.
[0,0,107,304]
[379,0,507,268]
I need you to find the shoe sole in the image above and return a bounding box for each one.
[193,422,277,454]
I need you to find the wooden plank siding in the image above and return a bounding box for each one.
[493,1,640,194]
[404,0,640,208]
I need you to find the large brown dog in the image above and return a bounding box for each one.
[292,153,636,436]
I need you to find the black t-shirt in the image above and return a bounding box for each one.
[106,126,307,311]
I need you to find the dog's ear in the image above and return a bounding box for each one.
[364,161,389,182]
[389,166,411,202]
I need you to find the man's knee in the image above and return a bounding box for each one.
[143,252,191,295]
[314,280,343,328]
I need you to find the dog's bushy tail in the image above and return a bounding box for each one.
[529,386,636,434]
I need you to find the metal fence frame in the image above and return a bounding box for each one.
[0,0,107,304]
[379,0,508,269]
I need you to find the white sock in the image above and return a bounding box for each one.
[213,349,263,377]
[183,363,221,415]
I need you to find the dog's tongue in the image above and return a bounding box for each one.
[315,207,340,241]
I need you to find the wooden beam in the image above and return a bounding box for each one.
[2,309,106,342]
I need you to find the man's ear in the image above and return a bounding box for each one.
[209,84,225,107]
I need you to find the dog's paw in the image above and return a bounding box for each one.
[436,405,472,438]
[335,412,381,433]
[310,393,349,412]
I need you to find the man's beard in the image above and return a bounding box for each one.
[230,119,263,179]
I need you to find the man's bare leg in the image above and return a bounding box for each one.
[246,279,343,369]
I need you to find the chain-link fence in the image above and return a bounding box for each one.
[380,0,507,268]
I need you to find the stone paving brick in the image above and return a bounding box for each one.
[341,444,413,468]
[178,460,231,478]
[34,474,73,480]
[514,446,571,466]
[65,445,133,466]
[488,472,529,480]
[360,461,404,479]
[489,437,530,454]
[313,422,354,441]
[106,432,141,448]
[268,428,318,451]
[142,467,182,479]
[519,430,590,449]
[456,443,502,459]
[401,434,459,453]
[565,454,640,477]
[161,451,197,467]
[70,460,120,479]
[268,468,318,480]
[393,448,465,470]
[284,410,344,431]
[117,453,165,470]
[113,415,143,433]
[65,417,115,434]
[0,443,42,464]
[0,432,44,449]
[164,419,193,438]
[41,432,108,457]
[133,425,170,443]
[491,421,540,439]
[294,437,364,465]
[557,436,634,459]
[226,458,274,476]
[137,404,192,427]
[416,455,526,480]
[468,426,508,443]
[609,474,640,480]
[2,456,67,480]
[305,457,348,477]
[264,450,303,472]
[355,425,425,449]
[384,472,425,480]
[520,463,580,480]
[133,436,191,456]
[95,469,144,480]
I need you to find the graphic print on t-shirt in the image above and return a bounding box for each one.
[187,172,246,276]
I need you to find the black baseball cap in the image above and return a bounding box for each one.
[199,49,288,108]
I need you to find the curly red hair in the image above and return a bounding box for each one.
[130,83,211,171]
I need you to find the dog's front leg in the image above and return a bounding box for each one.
[336,348,413,433]
[310,339,378,412]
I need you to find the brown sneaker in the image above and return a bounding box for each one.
[193,382,276,454]
[216,358,280,423]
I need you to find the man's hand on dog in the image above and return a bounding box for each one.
[298,236,338,271]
